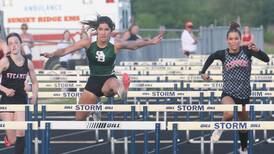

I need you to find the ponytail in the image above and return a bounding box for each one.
[226,22,241,38]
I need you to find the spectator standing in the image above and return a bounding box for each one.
[57,30,74,69]
[241,26,254,46]
[122,24,142,41]
[20,23,34,60]
[181,21,197,56]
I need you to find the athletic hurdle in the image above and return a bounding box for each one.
[38,118,274,154]
[0,121,38,154]
[75,64,274,75]
[246,104,274,144]
[168,120,274,154]
[0,104,37,154]
[30,90,274,99]
[35,72,274,83]
[40,121,166,154]
[3,104,270,154]
[115,65,274,71]
[38,104,242,154]
[69,67,273,75]
[29,90,273,122]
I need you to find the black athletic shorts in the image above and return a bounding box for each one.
[0,94,28,104]
[85,75,117,97]
[221,92,250,105]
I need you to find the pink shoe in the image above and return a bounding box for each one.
[118,73,131,99]
[122,73,130,91]
[4,136,12,147]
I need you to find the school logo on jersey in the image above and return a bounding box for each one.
[96,51,105,62]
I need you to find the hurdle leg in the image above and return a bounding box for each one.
[33,103,39,154]
[124,137,128,154]
[25,123,32,154]
[155,123,160,154]
[42,123,51,154]
[143,106,148,154]
[233,106,238,154]
[41,127,46,154]
[156,112,160,121]
[111,137,115,154]
[94,100,102,142]
[172,123,178,154]
[123,98,128,154]
[199,93,205,154]
[264,130,268,141]
[186,96,191,142]
[107,97,114,141]
[130,106,136,154]
[248,106,255,154]
[45,123,51,154]
[210,141,214,154]
[200,136,205,154]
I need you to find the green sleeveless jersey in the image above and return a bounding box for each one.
[86,42,116,76]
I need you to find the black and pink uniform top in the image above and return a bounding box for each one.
[200,46,269,99]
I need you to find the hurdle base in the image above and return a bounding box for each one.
[266,137,274,143]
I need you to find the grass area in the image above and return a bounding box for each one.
[264,43,274,54]
[264,47,274,54]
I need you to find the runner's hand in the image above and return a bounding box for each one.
[4,88,15,97]
[248,43,259,52]
[201,73,212,81]
[41,52,54,58]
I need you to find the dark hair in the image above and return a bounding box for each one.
[6,32,22,44]
[21,23,28,30]
[62,30,72,41]
[81,16,115,31]
[128,24,138,33]
[226,22,241,38]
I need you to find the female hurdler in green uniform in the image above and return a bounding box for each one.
[43,16,163,120]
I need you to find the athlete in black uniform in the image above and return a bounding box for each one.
[43,16,163,121]
[0,33,38,154]
[200,22,269,153]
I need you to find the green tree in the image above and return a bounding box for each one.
[131,0,269,28]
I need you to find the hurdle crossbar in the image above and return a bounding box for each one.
[0,121,38,130]
[246,104,274,111]
[40,121,166,130]
[39,121,274,131]
[38,82,181,89]
[35,70,82,75]
[115,65,274,71]
[39,104,242,112]
[168,121,274,130]
[0,104,34,112]
[182,82,274,89]
[29,90,273,98]
[35,74,274,82]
